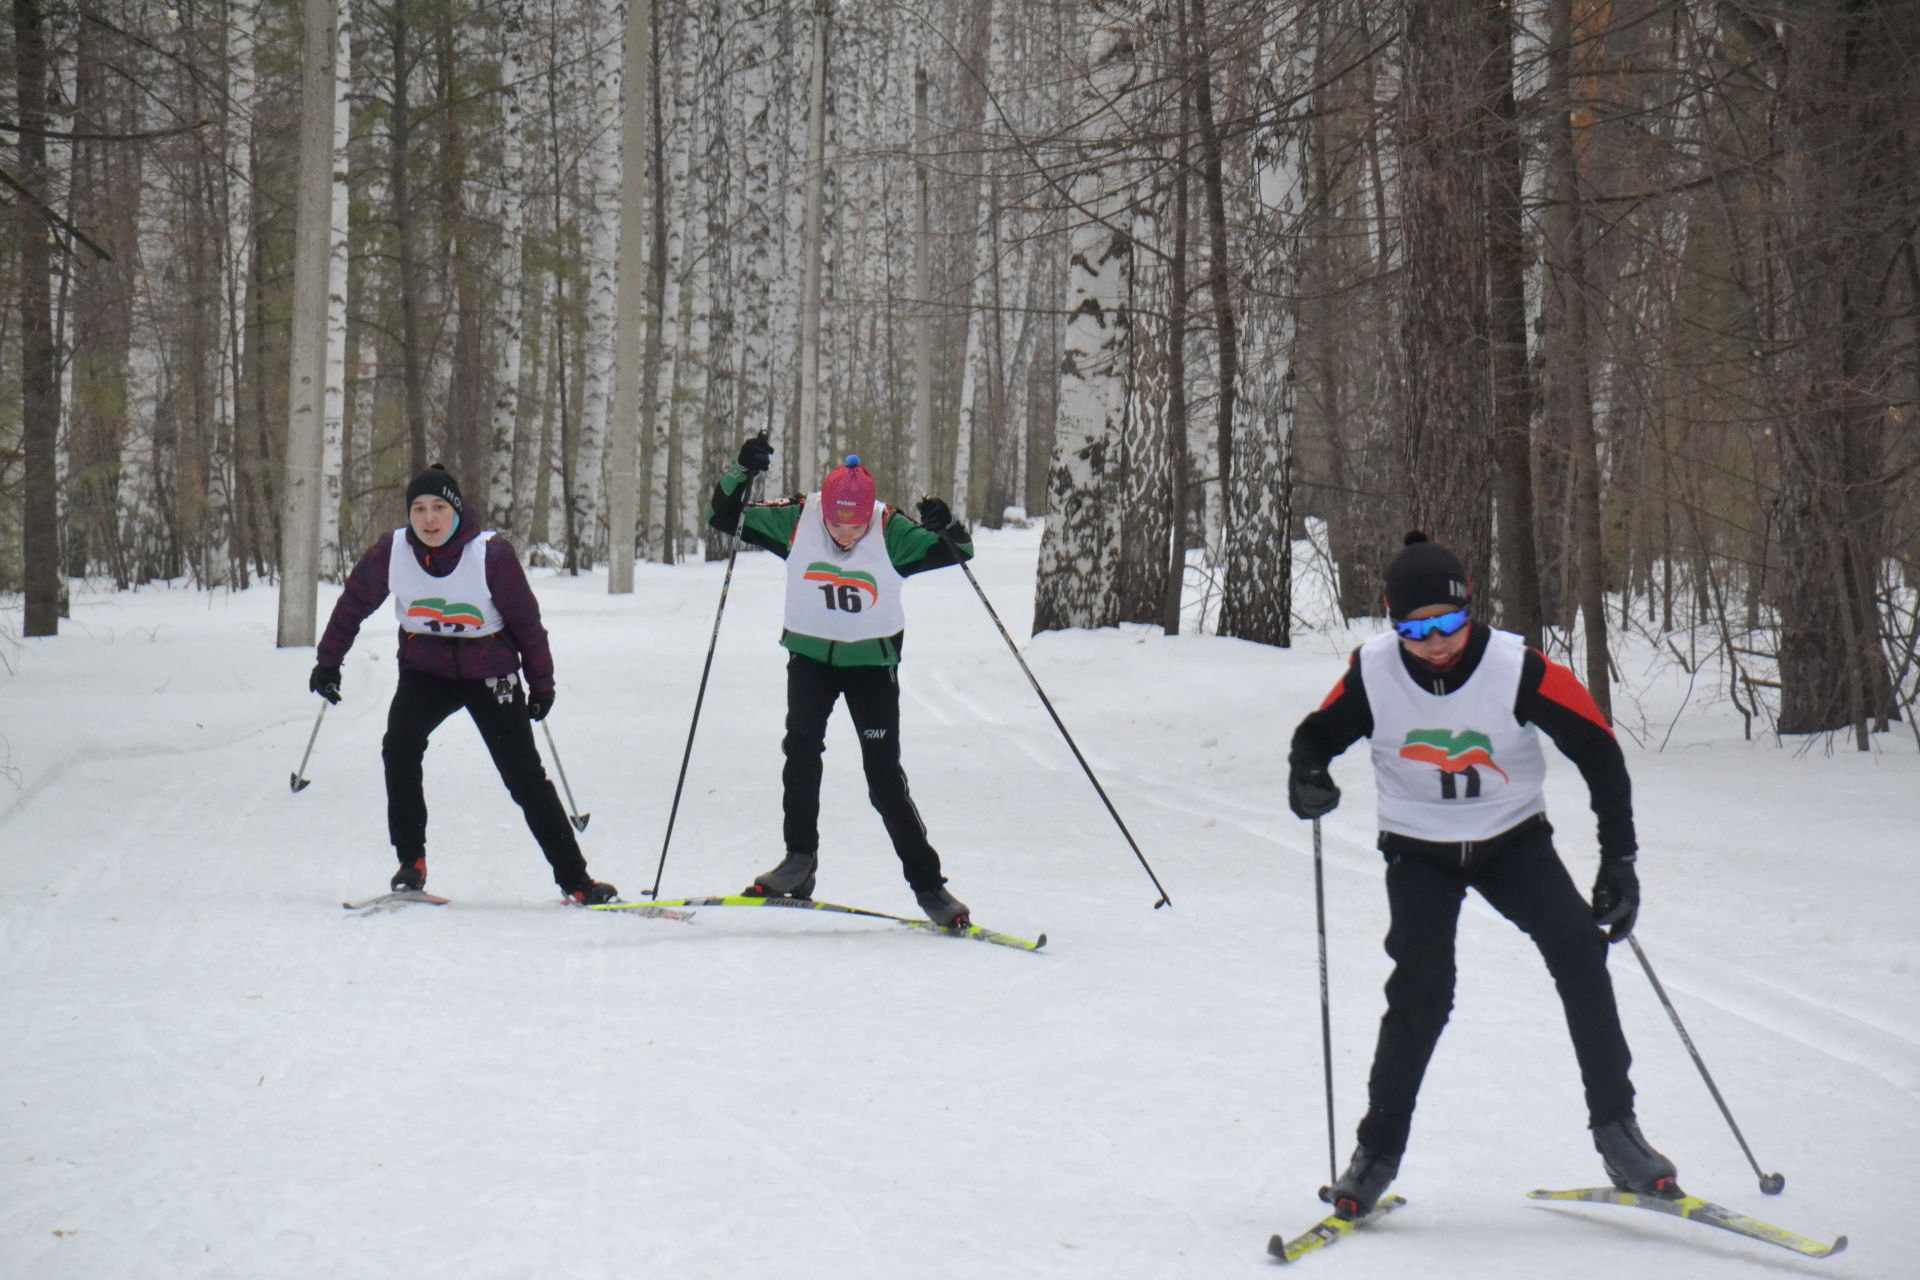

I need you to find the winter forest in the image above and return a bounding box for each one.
[4,0,1919,744]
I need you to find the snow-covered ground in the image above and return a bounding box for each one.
[3,525,1913,1278]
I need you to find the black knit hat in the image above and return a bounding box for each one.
[1384,531,1470,620]
[405,464,464,513]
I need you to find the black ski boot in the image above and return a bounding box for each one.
[1319,1145,1400,1219]
[1592,1115,1679,1197]
[747,850,817,899]
[914,883,970,928]
[567,880,620,906]
[390,858,426,893]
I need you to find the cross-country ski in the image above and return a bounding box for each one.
[1527,1186,1846,1259]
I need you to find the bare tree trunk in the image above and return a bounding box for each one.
[1034,11,1136,634]
[911,65,935,499]
[489,0,531,534]
[608,0,653,591]
[794,0,831,496]
[14,0,60,635]
[321,3,351,578]
[1485,0,1542,649]
[279,0,339,647]
[1189,0,1238,549]
[1160,30,1193,637]
[1545,0,1610,716]
[1219,0,1301,647]
[1774,3,1905,740]
[1399,0,1495,580]
[390,1,428,473]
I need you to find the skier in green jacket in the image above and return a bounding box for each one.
[707,434,975,926]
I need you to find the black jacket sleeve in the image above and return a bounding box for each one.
[1288,650,1372,774]
[1516,649,1638,860]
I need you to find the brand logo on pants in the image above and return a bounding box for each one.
[862,728,887,740]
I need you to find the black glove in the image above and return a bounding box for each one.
[1288,764,1340,820]
[1591,857,1639,943]
[309,664,342,705]
[916,497,953,534]
[737,434,773,475]
[528,688,556,722]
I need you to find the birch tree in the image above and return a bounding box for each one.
[607,0,651,591]
[1034,9,1140,634]
[278,0,339,647]
[569,0,622,570]
[320,3,351,579]
[1218,4,1301,647]
[488,0,531,530]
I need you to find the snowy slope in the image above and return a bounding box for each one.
[2,526,1911,1279]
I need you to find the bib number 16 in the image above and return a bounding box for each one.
[819,583,864,613]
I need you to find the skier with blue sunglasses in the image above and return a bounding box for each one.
[1284,532,1674,1218]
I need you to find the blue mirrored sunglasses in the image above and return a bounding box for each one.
[1393,608,1470,642]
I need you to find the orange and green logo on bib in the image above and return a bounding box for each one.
[406,597,485,629]
[802,564,879,603]
[1399,728,1510,783]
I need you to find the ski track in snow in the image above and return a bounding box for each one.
[3,533,1912,1279]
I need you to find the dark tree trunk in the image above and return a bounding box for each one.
[390,2,429,473]
[65,11,137,588]
[1774,5,1906,740]
[1160,37,1194,637]
[1545,0,1611,717]
[15,0,60,635]
[1398,0,1495,582]
[1485,0,1543,650]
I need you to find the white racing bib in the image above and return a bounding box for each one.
[388,529,506,637]
[782,495,907,642]
[1361,627,1548,842]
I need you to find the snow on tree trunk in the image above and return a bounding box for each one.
[489,0,531,534]
[1034,14,1138,634]
[571,0,624,570]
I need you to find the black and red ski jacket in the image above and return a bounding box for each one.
[1288,622,1638,861]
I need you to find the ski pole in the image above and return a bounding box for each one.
[646,470,763,899]
[1313,816,1338,1186]
[938,525,1171,908]
[290,701,328,793]
[1627,935,1785,1195]
[541,720,590,832]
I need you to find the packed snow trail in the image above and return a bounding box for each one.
[2,526,1910,1277]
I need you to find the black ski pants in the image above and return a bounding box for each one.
[1355,821,1635,1157]
[781,653,943,891]
[381,668,590,892]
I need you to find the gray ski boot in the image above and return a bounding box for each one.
[913,883,971,928]
[747,850,817,899]
[1592,1115,1679,1197]
[1319,1145,1400,1219]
